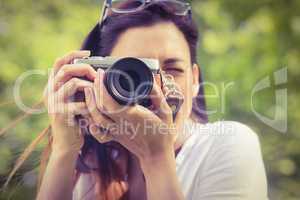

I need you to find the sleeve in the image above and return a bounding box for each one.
[192,121,268,200]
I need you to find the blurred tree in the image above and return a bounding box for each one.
[0,0,299,199]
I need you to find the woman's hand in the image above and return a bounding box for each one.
[43,50,96,154]
[85,69,185,200]
[85,68,183,164]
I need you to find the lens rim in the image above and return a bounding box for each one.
[104,57,154,105]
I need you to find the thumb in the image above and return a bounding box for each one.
[149,75,172,122]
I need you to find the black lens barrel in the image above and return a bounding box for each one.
[104,57,153,106]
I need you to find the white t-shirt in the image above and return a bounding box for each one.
[73,120,268,200]
[176,120,268,200]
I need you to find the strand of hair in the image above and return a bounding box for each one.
[0,101,44,137]
[2,125,50,190]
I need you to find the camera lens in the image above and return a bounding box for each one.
[104,57,153,106]
[119,69,140,92]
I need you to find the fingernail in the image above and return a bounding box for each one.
[97,68,104,75]
[111,149,119,160]
[97,69,104,85]
[120,181,129,190]
[82,50,91,56]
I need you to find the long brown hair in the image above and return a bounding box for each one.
[2,1,208,199]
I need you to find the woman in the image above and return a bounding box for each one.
[37,1,268,200]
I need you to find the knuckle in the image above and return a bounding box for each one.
[53,57,62,66]
[67,51,76,58]
[87,64,95,71]
[94,114,104,124]
[70,77,80,87]
[68,50,81,59]
[79,63,93,71]
[70,50,79,55]
[125,107,136,117]
[59,65,70,75]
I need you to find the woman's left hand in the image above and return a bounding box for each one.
[84,68,182,163]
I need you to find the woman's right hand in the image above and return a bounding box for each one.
[43,50,96,154]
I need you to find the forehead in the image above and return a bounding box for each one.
[110,22,191,62]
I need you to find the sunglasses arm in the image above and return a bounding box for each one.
[99,0,110,27]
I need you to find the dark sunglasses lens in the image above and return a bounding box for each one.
[111,0,145,12]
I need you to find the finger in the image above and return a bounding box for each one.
[173,101,184,124]
[85,87,115,126]
[76,115,92,135]
[149,76,172,122]
[94,68,104,111]
[56,78,93,102]
[45,68,56,96]
[95,69,133,122]
[84,87,115,142]
[119,181,129,193]
[88,122,114,143]
[49,102,87,115]
[107,181,128,200]
[154,73,162,88]
[58,102,89,126]
[60,102,88,115]
[53,50,91,74]
[54,64,96,91]
[47,50,91,97]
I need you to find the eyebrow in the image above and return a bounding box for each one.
[163,58,184,66]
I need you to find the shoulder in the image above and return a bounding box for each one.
[188,120,265,172]
[208,120,261,149]
[186,120,261,154]
[179,120,268,199]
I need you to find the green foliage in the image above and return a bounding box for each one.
[0,0,299,199]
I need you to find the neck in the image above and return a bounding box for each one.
[174,118,195,151]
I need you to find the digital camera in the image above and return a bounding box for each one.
[73,56,160,107]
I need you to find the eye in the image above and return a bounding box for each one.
[164,67,185,75]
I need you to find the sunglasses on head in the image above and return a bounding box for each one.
[99,0,192,27]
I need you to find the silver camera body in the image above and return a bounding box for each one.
[73,56,160,106]
[74,56,160,72]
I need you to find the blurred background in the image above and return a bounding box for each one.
[0,0,299,199]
